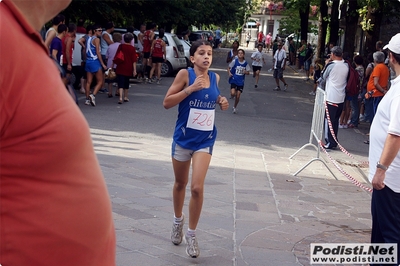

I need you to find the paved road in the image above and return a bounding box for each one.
[79,47,372,266]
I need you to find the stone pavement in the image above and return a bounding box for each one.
[85,47,374,266]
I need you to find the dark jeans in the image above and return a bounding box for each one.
[364,98,373,123]
[324,102,344,148]
[371,186,400,265]
[349,96,360,126]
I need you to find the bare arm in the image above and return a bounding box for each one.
[373,76,387,94]
[65,37,73,69]
[103,33,114,45]
[371,134,400,190]
[94,38,106,69]
[51,48,58,61]
[44,30,56,48]
[163,70,207,109]
[78,36,86,48]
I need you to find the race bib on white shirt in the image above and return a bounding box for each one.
[186,108,215,131]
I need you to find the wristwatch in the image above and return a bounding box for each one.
[376,162,388,171]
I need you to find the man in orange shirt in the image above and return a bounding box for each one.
[366,51,390,122]
[0,1,116,265]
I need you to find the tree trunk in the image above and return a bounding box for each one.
[343,0,359,60]
[364,0,384,56]
[317,0,328,59]
[299,1,310,41]
[329,0,340,45]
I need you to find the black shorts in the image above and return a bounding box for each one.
[151,57,164,63]
[252,66,262,73]
[230,83,244,93]
[62,63,73,74]
[143,52,151,59]
[117,74,130,89]
[273,68,284,79]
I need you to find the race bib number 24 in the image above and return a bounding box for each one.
[186,108,215,131]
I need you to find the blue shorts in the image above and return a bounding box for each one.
[304,60,311,71]
[171,141,213,161]
[85,60,101,73]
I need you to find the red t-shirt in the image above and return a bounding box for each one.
[62,33,74,64]
[115,43,137,76]
[152,39,164,58]
[0,1,116,265]
[143,30,152,53]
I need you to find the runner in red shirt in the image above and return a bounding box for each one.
[149,29,166,84]
[142,22,157,81]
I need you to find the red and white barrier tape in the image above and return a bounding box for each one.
[319,140,372,193]
[323,102,372,193]
[324,102,369,167]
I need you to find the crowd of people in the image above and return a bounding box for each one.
[43,16,167,107]
[2,0,399,261]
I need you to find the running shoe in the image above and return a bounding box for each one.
[84,99,90,105]
[89,94,96,107]
[171,214,185,245]
[273,87,281,91]
[185,233,200,258]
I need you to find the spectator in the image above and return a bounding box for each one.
[265,32,272,53]
[369,33,400,265]
[149,29,166,85]
[245,32,251,48]
[85,24,107,106]
[115,33,137,104]
[304,43,314,80]
[50,23,67,63]
[366,51,390,123]
[215,27,221,48]
[76,18,86,33]
[0,1,116,265]
[143,22,157,82]
[319,46,349,150]
[297,39,306,71]
[100,21,115,93]
[257,31,264,48]
[44,14,64,49]
[325,42,334,58]
[348,55,365,128]
[309,58,323,96]
[288,37,296,66]
[105,32,122,97]
[77,24,94,94]
[360,53,375,123]
[272,41,289,91]
[61,23,76,80]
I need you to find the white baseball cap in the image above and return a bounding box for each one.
[383,33,400,54]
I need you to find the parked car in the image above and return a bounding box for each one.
[188,31,207,43]
[134,30,186,76]
[196,30,215,47]
[179,39,191,68]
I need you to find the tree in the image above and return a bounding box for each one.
[342,0,359,60]
[329,0,340,45]
[317,0,328,59]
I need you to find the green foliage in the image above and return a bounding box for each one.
[62,0,250,33]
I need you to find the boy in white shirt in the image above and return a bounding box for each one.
[251,43,266,88]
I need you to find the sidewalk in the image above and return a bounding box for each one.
[85,47,373,266]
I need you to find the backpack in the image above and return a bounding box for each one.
[345,60,360,97]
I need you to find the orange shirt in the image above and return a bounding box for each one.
[0,1,116,265]
[367,63,390,97]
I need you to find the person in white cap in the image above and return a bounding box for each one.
[369,32,400,266]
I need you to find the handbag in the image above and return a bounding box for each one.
[113,48,124,65]
[105,68,116,80]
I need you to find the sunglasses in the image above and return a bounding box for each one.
[95,29,103,32]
